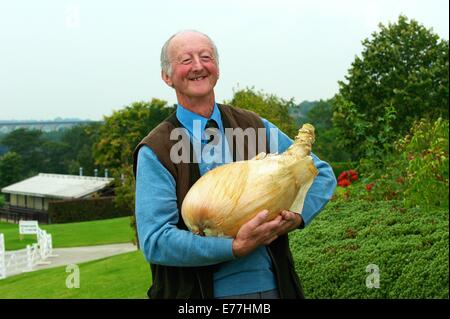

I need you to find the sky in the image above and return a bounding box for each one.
[0,0,448,121]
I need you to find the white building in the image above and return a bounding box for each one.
[1,173,114,211]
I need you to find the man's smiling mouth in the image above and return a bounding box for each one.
[190,76,207,81]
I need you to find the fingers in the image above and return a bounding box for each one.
[246,209,269,229]
[281,210,296,220]
[240,210,298,244]
[234,210,301,256]
[277,210,302,234]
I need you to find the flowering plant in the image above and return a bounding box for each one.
[337,169,358,187]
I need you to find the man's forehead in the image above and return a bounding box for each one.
[168,32,213,56]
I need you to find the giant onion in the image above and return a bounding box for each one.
[181,124,318,237]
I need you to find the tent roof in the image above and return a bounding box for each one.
[1,173,114,199]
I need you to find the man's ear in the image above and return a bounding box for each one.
[161,70,174,88]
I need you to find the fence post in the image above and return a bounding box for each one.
[0,234,5,279]
[48,234,57,257]
[25,244,33,272]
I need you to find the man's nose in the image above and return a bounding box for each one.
[191,56,204,71]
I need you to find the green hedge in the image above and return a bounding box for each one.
[290,199,449,298]
[48,196,132,224]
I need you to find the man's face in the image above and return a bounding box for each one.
[162,32,219,101]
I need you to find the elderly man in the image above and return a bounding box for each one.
[133,30,336,299]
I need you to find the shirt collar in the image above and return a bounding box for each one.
[175,102,223,138]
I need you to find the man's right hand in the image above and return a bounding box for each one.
[232,210,286,258]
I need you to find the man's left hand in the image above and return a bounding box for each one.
[276,210,303,235]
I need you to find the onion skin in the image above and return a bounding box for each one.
[181,124,318,238]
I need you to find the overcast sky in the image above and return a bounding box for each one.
[0,0,448,120]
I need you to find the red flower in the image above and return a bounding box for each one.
[338,171,348,181]
[338,169,359,186]
[338,179,351,187]
[365,183,374,191]
[349,170,358,181]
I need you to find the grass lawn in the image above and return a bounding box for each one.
[0,250,150,298]
[0,217,135,251]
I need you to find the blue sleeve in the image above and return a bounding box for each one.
[262,118,337,226]
[135,145,235,266]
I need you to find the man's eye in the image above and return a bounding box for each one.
[201,56,212,62]
[181,59,192,64]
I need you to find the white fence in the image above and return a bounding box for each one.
[0,222,56,280]
[0,234,5,279]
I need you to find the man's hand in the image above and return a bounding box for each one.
[279,210,303,233]
[232,209,303,258]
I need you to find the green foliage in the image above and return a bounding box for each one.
[61,123,102,176]
[0,123,102,186]
[333,15,449,159]
[0,194,4,207]
[351,118,449,209]
[226,87,297,138]
[0,151,23,187]
[40,140,71,174]
[94,99,174,176]
[289,100,319,127]
[290,200,449,298]
[306,99,353,162]
[290,99,352,162]
[1,129,46,178]
[330,161,358,179]
[305,100,333,131]
[396,118,449,208]
[48,196,132,224]
[113,164,139,246]
[93,99,174,245]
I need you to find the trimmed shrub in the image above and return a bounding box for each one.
[290,199,449,298]
[48,196,132,224]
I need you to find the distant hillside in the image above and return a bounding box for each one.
[0,119,102,134]
[289,101,319,126]
[0,118,95,123]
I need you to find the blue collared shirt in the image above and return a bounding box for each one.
[135,103,337,297]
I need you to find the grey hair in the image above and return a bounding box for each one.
[160,30,219,77]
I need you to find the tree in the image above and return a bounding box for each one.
[93,99,174,245]
[333,15,449,159]
[226,87,298,138]
[94,99,174,176]
[41,140,70,174]
[61,123,102,176]
[94,99,175,205]
[302,99,353,163]
[0,152,23,187]
[1,128,46,177]
[306,100,333,132]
